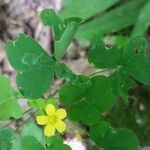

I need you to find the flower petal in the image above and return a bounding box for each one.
[36,116,49,125]
[55,120,66,133]
[45,104,55,115]
[56,108,67,119]
[44,124,55,137]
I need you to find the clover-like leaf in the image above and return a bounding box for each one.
[0,75,23,120]
[40,9,64,40]
[6,33,56,99]
[88,37,150,100]
[88,41,123,69]
[123,37,150,85]
[110,68,135,102]
[40,9,80,61]
[102,129,139,150]
[60,76,116,124]
[90,121,139,150]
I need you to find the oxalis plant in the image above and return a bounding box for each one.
[0,8,150,150]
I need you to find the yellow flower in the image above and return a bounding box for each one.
[36,104,67,137]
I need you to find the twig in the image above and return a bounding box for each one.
[51,89,59,97]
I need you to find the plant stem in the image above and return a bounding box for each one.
[88,69,111,77]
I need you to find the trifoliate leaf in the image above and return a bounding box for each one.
[40,9,80,61]
[40,9,64,40]
[46,136,71,150]
[90,122,139,150]
[86,76,116,113]
[110,69,135,102]
[123,37,150,85]
[88,41,122,69]
[102,129,139,150]
[60,76,116,124]
[88,37,150,101]
[0,75,22,120]
[68,98,100,124]
[6,33,56,99]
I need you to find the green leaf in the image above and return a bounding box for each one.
[110,69,135,102]
[6,33,56,99]
[59,82,87,105]
[90,122,139,150]
[54,21,79,60]
[132,0,150,37]
[75,0,147,41]
[88,41,122,69]
[46,136,71,150]
[88,37,150,101]
[90,121,112,145]
[21,136,45,150]
[60,76,116,124]
[68,98,100,124]
[0,75,23,120]
[123,37,150,84]
[102,129,139,150]
[40,9,80,61]
[0,128,15,150]
[40,9,64,40]
[59,0,119,20]
[86,76,116,113]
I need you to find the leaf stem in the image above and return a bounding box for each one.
[88,69,111,77]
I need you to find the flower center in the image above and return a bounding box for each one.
[48,115,57,124]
